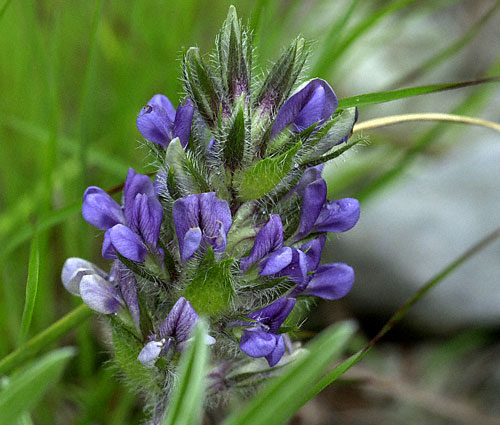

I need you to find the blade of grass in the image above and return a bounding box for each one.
[0,304,92,376]
[337,76,500,109]
[304,225,500,402]
[161,320,208,425]
[352,113,500,133]
[311,0,360,76]
[19,233,39,345]
[222,321,356,425]
[390,3,499,88]
[0,202,81,265]
[355,56,500,202]
[0,347,75,425]
[323,0,420,71]
[0,0,12,22]
[2,115,130,178]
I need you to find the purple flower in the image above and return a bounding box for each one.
[271,79,338,139]
[300,263,354,300]
[137,95,194,148]
[61,258,135,316]
[240,214,284,273]
[240,298,296,367]
[137,297,215,364]
[259,247,308,284]
[82,168,163,263]
[295,169,360,240]
[173,192,232,260]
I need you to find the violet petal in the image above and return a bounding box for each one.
[240,214,284,273]
[313,198,360,233]
[240,329,277,358]
[82,186,125,231]
[304,263,354,300]
[265,334,285,367]
[123,168,155,225]
[297,178,327,239]
[61,257,107,296]
[109,224,147,262]
[80,274,124,314]
[173,98,194,148]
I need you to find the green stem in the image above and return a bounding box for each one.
[0,304,93,376]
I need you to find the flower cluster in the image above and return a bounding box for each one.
[61,6,360,415]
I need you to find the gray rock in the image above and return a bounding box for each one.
[323,136,500,333]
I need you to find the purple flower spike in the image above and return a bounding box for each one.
[137,94,194,148]
[82,187,125,231]
[313,198,360,233]
[240,297,296,367]
[80,274,124,314]
[240,214,284,272]
[271,79,338,139]
[173,193,232,260]
[303,263,354,300]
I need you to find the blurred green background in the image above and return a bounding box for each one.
[1,0,499,424]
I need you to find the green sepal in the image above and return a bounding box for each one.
[217,5,251,101]
[236,141,302,201]
[166,166,181,200]
[183,249,235,317]
[183,47,222,127]
[254,37,308,112]
[165,138,204,195]
[223,98,246,170]
[302,107,357,160]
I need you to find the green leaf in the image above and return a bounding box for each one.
[184,251,235,317]
[222,321,356,425]
[0,304,92,376]
[19,233,40,345]
[110,319,161,396]
[337,76,500,109]
[237,141,302,201]
[161,320,208,425]
[0,347,75,425]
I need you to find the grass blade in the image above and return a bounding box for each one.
[0,0,13,22]
[337,76,500,109]
[0,347,75,425]
[324,0,420,71]
[353,113,500,133]
[162,320,208,425]
[19,234,39,345]
[304,226,500,402]
[222,321,356,425]
[311,0,360,76]
[391,3,500,88]
[0,304,92,376]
